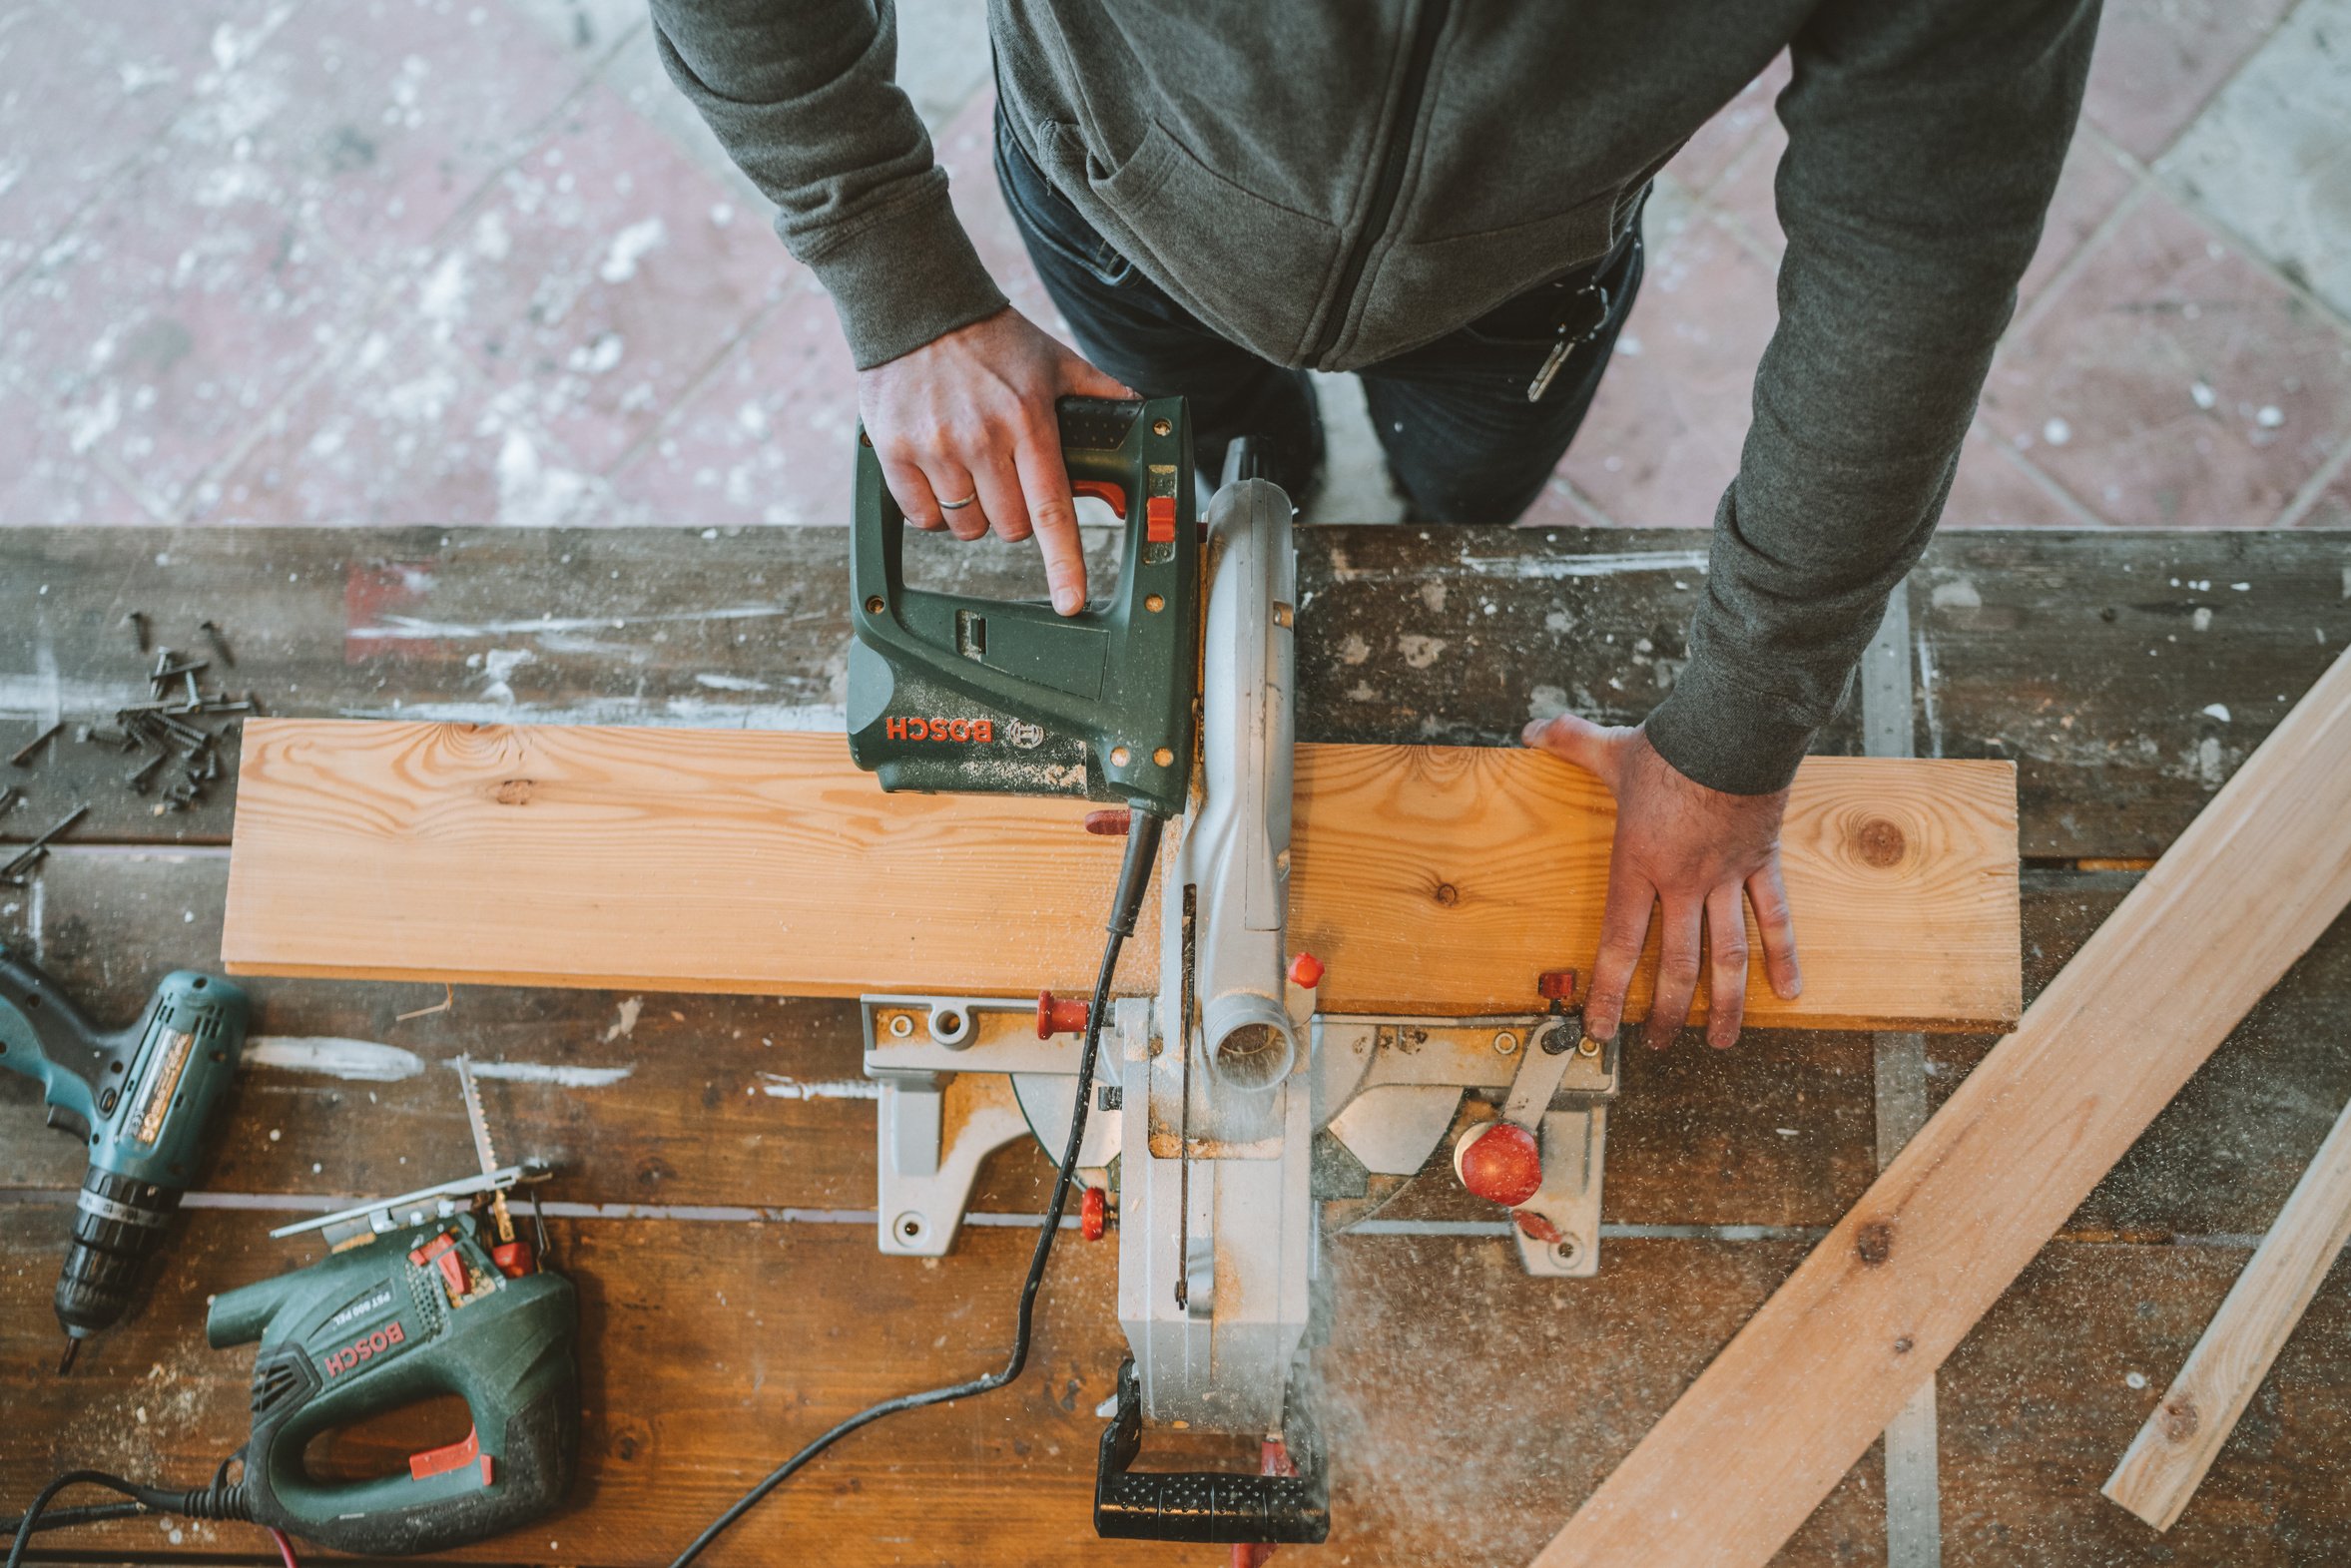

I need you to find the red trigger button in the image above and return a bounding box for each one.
[436,1246,469,1303]
[1146,495,1176,543]
[408,1423,487,1483]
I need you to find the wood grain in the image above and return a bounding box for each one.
[220,721,2021,1028]
[1534,645,2351,1568]
[2103,1089,2351,1530]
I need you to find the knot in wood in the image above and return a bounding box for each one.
[1433,880,1461,907]
[1892,1335,1913,1355]
[1855,1220,1895,1267]
[2160,1395,2199,1443]
[494,778,535,805]
[1854,816,1907,869]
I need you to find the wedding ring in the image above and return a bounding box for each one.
[938,493,977,510]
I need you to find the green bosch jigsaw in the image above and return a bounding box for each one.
[847,395,1199,818]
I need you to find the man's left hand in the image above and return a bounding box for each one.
[1522,714,1802,1051]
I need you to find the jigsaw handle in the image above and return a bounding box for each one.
[848,394,1199,817]
[1092,1358,1331,1545]
[229,1255,578,1556]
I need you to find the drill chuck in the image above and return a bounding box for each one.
[57,1166,187,1339]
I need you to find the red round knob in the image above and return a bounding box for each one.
[1287,952,1325,989]
[1080,1186,1108,1242]
[1037,990,1090,1039]
[1453,1121,1542,1209]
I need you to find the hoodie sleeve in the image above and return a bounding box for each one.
[648,0,1007,368]
[1641,0,2098,793]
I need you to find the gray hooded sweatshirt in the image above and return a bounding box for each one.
[651,0,2098,794]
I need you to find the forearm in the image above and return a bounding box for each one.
[1645,0,2098,794]
[648,0,1003,366]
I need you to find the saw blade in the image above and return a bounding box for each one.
[454,1054,500,1179]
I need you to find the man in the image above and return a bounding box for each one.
[652,0,2096,1052]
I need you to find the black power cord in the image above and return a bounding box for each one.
[668,810,1167,1568]
[5,1455,250,1568]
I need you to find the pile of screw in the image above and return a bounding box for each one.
[4,613,267,885]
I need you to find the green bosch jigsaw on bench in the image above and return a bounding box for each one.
[847,395,1199,817]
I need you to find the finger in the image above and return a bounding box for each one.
[1746,859,1803,1000]
[967,446,1032,559]
[928,460,988,542]
[1704,881,1751,1050]
[1010,411,1088,616]
[1055,351,1134,401]
[881,456,946,531]
[1645,896,1705,1052]
[1583,853,1656,1046]
[1521,712,1624,787]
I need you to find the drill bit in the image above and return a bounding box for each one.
[57,1335,82,1375]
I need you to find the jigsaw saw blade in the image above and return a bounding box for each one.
[454,1055,515,1243]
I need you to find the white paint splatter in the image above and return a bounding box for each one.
[494,429,591,528]
[1526,685,1570,723]
[418,252,468,326]
[694,674,770,692]
[462,1061,634,1088]
[1457,549,1707,580]
[1397,635,1447,669]
[2042,417,2071,446]
[600,995,644,1043]
[598,218,667,283]
[758,1074,881,1101]
[479,647,536,705]
[1930,578,1982,610]
[2190,381,2216,411]
[2191,606,2213,632]
[1337,634,1371,666]
[245,1036,425,1081]
[2201,703,2231,723]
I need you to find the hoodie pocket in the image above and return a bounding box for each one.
[1079,122,1342,363]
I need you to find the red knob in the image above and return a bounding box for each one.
[1080,1186,1108,1242]
[1453,1121,1542,1208]
[1083,808,1132,836]
[1037,990,1091,1039]
[1537,968,1579,1003]
[1287,952,1325,989]
[1512,1209,1564,1245]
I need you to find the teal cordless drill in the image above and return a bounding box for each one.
[0,944,248,1371]
[847,395,1200,817]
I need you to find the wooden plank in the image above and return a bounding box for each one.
[1533,645,2351,1568]
[2103,1090,2351,1530]
[216,721,2021,1028]
[10,527,2351,860]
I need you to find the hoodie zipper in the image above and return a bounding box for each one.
[1310,0,1451,366]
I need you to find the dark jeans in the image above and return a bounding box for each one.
[993,114,1643,522]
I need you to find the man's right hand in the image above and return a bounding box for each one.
[859,305,1133,616]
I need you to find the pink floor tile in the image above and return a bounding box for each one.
[215,0,595,261]
[0,147,362,516]
[2295,453,2351,529]
[608,283,858,527]
[1941,421,2088,528]
[204,317,606,524]
[2016,134,2138,309]
[0,6,201,283]
[1708,117,1786,263]
[1557,219,1778,528]
[0,371,158,525]
[2080,0,2297,161]
[427,80,800,473]
[1980,194,2351,527]
[1518,475,1613,530]
[1667,52,1791,199]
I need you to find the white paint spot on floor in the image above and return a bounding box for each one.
[1337,634,1371,666]
[479,647,536,704]
[694,673,770,692]
[1419,581,1447,613]
[2125,1370,2147,1390]
[758,1074,881,1100]
[2202,703,2231,723]
[2191,606,2213,632]
[494,429,591,528]
[1526,685,1570,723]
[2190,380,2216,410]
[463,1060,634,1088]
[598,218,667,283]
[246,1036,425,1081]
[600,995,644,1043]
[1397,635,1447,669]
[1457,549,1708,580]
[1930,577,1982,610]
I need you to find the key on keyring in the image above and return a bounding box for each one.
[1526,335,1573,403]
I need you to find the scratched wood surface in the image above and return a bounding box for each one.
[5,526,2351,1567]
[218,722,2019,1028]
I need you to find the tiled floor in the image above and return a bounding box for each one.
[2,0,2346,532]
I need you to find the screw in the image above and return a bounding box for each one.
[1152,418,1172,437]
[1110,746,1131,768]
[8,722,62,769]
[199,620,236,668]
[0,805,87,876]
[865,596,885,616]
[125,611,150,652]
[1145,594,1165,613]
[1492,1030,1518,1055]
[1576,1034,1601,1058]
[0,787,19,813]
[1553,1236,1582,1267]
[126,752,168,791]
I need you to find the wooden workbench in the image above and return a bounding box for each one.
[4,525,2350,1567]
